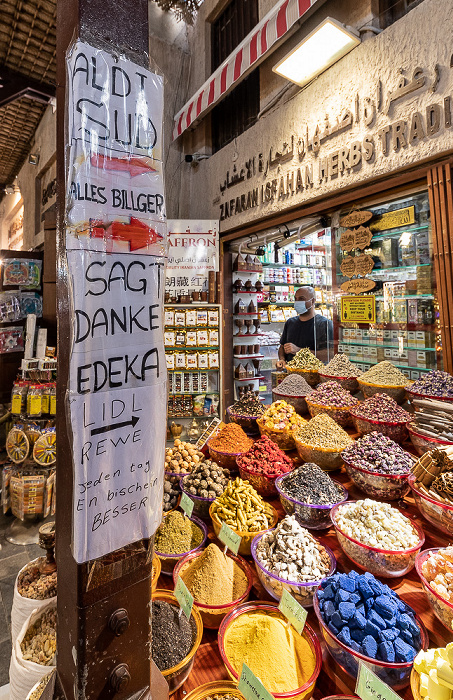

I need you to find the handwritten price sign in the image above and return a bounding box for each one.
[238,664,274,700]
[219,521,241,555]
[278,589,307,635]
[356,662,401,700]
[174,576,194,619]
[180,491,194,518]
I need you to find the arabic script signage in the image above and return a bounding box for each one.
[65,40,166,563]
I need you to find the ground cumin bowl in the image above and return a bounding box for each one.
[415,548,453,632]
[209,502,279,556]
[173,549,253,629]
[152,589,203,695]
[218,601,322,700]
[155,513,208,576]
[251,532,336,606]
[330,502,425,578]
[207,442,248,471]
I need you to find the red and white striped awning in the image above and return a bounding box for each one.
[172,0,321,141]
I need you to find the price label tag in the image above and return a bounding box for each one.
[278,588,307,635]
[356,662,401,700]
[238,664,274,700]
[219,521,241,555]
[174,576,194,619]
[180,491,194,518]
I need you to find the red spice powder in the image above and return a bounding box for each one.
[209,424,253,453]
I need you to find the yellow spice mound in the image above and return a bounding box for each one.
[224,611,316,693]
[181,543,248,605]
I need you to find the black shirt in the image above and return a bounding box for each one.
[280,314,333,361]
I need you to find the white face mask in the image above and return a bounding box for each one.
[294,300,308,315]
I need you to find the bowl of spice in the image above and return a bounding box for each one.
[357,362,412,404]
[350,393,412,444]
[272,374,312,415]
[251,515,336,605]
[218,600,322,700]
[183,681,245,700]
[341,432,414,500]
[227,392,265,435]
[407,423,453,456]
[330,499,425,578]
[173,543,253,628]
[415,547,453,632]
[286,348,324,387]
[165,440,205,475]
[152,589,203,694]
[305,381,359,428]
[208,424,254,470]
[152,555,161,593]
[275,464,348,529]
[314,571,428,690]
[408,447,453,535]
[236,435,293,497]
[318,354,363,394]
[155,510,207,575]
[406,371,453,404]
[293,414,354,471]
[210,477,278,556]
[180,461,230,520]
[256,400,307,451]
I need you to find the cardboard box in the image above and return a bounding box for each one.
[416,331,425,347]
[411,371,421,380]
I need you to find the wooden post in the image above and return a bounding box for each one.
[55,2,168,698]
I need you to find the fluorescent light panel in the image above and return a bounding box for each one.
[273,17,360,87]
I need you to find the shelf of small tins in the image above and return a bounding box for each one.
[232,253,265,400]
[164,304,222,443]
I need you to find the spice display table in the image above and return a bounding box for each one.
[157,467,452,700]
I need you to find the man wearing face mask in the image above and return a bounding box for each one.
[276,286,333,368]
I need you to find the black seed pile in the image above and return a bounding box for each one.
[278,463,344,505]
[152,600,195,671]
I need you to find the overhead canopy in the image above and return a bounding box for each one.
[172,0,321,141]
[0,0,56,190]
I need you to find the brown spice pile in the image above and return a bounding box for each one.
[209,424,253,454]
[181,543,248,605]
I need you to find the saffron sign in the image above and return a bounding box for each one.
[166,220,219,296]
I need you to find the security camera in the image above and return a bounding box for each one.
[185,153,210,163]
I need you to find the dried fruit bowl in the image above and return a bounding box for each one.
[251,532,336,605]
[286,366,320,387]
[350,411,410,444]
[219,601,322,700]
[408,473,453,536]
[313,593,428,690]
[155,514,208,575]
[306,398,357,428]
[226,406,262,435]
[275,474,348,529]
[407,422,453,456]
[256,417,301,451]
[330,502,425,577]
[318,373,359,394]
[180,476,217,520]
[173,549,253,629]
[357,380,410,404]
[209,502,278,556]
[415,548,453,632]
[342,457,412,501]
[272,389,309,415]
[236,456,292,497]
[294,436,352,471]
[152,589,203,695]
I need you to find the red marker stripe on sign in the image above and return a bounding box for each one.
[186,102,193,128]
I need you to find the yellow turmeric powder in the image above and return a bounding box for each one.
[223,611,316,693]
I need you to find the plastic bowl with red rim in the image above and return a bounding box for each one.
[218,601,322,700]
[342,457,413,501]
[318,373,360,394]
[408,473,453,536]
[275,474,348,529]
[271,390,309,415]
[415,548,453,632]
[357,380,409,405]
[236,456,292,498]
[330,502,425,578]
[155,514,208,576]
[313,593,428,690]
[350,410,410,444]
[207,442,247,470]
[226,406,262,435]
[407,423,453,456]
[251,531,336,606]
[406,388,453,405]
[173,548,253,629]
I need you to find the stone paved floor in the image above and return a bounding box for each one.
[0,510,42,686]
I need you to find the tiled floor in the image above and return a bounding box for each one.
[0,510,42,686]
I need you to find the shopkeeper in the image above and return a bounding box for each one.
[277,286,333,367]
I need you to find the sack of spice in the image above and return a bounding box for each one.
[257,400,306,451]
[12,558,57,645]
[10,602,56,700]
[237,435,293,497]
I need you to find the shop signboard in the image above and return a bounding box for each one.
[341,295,376,323]
[166,220,219,296]
[65,40,166,563]
[370,206,416,232]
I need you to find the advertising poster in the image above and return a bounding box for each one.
[166,220,219,296]
[65,40,166,563]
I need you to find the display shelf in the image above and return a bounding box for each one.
[232,289,260,294]
[234,333,263,337]
[233,268,263,273]
[373,294,434,300]
[368,263,431,274]
[234,312,258,316]
[341,341,437,351]
[233,354,264,359]
[370,223,429,242]
[234,375,265,381]
[348,358,433,371]
[164,303,219,308]
[167,368,219,373]
[165,346,219,351]
[167,391,220,397]
[262,262,325,268]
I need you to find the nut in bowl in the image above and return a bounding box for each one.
[330,501,425,578]
[415,548,453,632]
[275,473,348,529]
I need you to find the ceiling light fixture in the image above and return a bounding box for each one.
[273,17,360,87]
